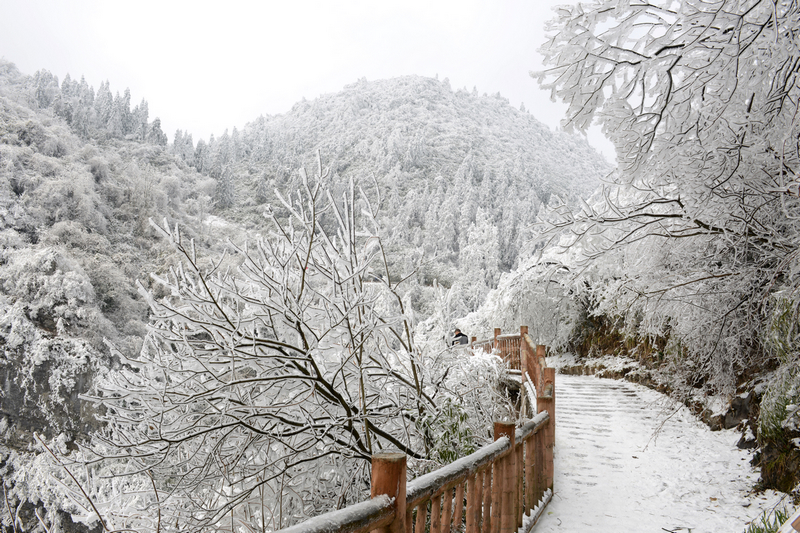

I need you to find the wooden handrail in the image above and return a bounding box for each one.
[275,495,395,533]
[469,327,543,375]
[275,328,554,533]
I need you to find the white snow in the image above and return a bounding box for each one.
[521,489,552,533]
[277,495,393,533]
[532,374,790,532]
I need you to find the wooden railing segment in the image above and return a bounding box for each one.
[470,328,541,376]
[538,368,555,492]
[276,495,394,533]
[275,329,555,533]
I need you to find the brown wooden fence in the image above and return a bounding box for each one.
[277,328,554,533]
[470,327,538,374]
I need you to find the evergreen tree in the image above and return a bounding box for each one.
[147,117,168,146]
[107,91,125,137]
[211,130,231,178]
[215,165,236,208]
[181,133,194,165]
[132,98,149,142]
[32,69,59,108]
[194,138,209,171]
[254,173,270,204]
[121,87,134,135]
[78,75,94,108]
[172,129,184,155]
[94,81,113,130]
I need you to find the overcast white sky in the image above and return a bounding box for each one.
[0,0,614,161]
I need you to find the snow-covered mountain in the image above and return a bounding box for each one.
[187,75,610,312]
[0,61,608,456]
[0,59,611,532]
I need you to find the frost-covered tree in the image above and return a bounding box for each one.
[215,164,236,208]
[535,0,800,393]
[79,158,450,531]
[455,208,500,313]
[93,80,113,130]
[32,69,60,109]
[146,117,168,146]
[172,128,184,155]
[131,98,149,142]
[194,137,210,172]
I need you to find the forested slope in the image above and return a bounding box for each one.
[177,75,609,313]
[0,60,214,452]
[0,59,610,531]
[0,61,609,449]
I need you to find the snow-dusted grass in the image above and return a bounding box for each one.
[533,374,792,532]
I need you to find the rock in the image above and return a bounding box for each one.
[724,393,754,430]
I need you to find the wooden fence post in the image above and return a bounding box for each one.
[442,487,453,533]
[483,465,494,533]
[535,345,546,391]
[520,327,530,417]
[537,368,556,492]
[493,421,516,533]
[454,483,465,532]
[523,341,536,388]
[466,473,478,533]
[515,436,524,528]
[431,493,442,533]
[493,328,501,352]
[533,423,545,504]
[524,432,535,512]
[371,453,407,533]
[510,328,526,523]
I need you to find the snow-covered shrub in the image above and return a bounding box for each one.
[412,306,517,468]
[415,347,511,467]
[759,363,800,445]
[1,248,97,330]
[759,294,800,445]
[87,156,110,183]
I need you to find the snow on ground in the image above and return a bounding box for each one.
[533,374,790,532]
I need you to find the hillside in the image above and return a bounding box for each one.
[0,59,610,531]
[0,61,202,450]
[179,75,610,314]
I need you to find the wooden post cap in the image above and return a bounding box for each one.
[371,452,407,498]
[371,453,407,533]
[493,421,515,441]
[372,452,406,463]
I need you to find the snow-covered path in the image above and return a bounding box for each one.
[533,374,785,532]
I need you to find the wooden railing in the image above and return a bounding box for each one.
[470,327,536,373]
[277,329,555,533]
